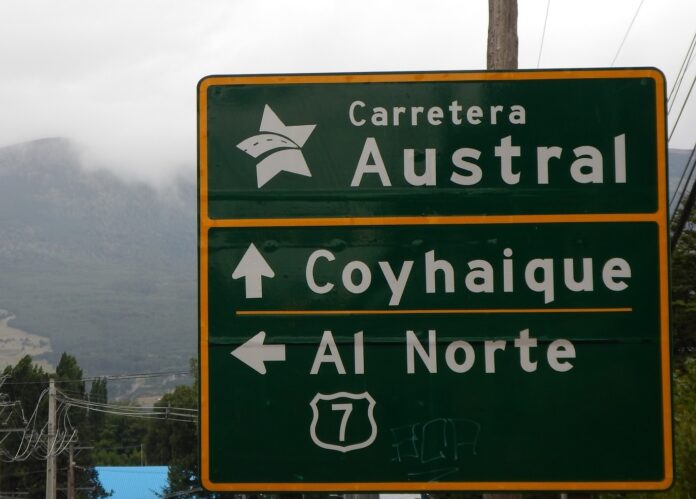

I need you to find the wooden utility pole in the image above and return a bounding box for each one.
[67,441,75,499]
[45,377,56,499]
[487,0,518,70]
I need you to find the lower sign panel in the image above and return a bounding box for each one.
[201,222,671,490]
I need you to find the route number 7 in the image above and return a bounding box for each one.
[331,403,353,442]
[310,391,377,452]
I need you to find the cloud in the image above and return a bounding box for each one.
[0,0,694,185]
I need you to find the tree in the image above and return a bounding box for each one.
[145,384,199,495]
[669,356,696,496]
[143,359,236,498]
[90,407,148,466]
[56,353,85,398]
[671,217,696,357]
[0,354,110,499]
[86,377,108,441]
[0,355,49,497]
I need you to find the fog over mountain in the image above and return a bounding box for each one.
[0,137,691,385]
[0,138,196,383]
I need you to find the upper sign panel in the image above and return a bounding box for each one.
[199,70,665,220]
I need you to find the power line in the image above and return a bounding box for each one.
[0,389,197,463]
[668,30,696,109]
[668,69,696,142]
[0,368,197,462]
[536,0,551,68]
[670,143,696,249]
[58,394,197,413]
[86,370,191,382]
[666,30,696,234]
[57,393,197,423]
[2,370,190,386]
[610,0,645,66]
[0,389,79,463]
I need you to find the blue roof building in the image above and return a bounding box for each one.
[95,466,168,499]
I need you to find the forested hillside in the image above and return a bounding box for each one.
[0,138,196,385]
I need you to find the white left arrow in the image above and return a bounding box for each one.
[231,331,286,374]
[231,243,275,298]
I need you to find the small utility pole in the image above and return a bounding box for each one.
[67,441,75,499]
[45,377,56,499]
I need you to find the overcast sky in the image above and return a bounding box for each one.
[0,0,695,184]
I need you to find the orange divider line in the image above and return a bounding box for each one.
[203,212,659,230]
[236,307,633,316]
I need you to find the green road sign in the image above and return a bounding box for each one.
[198,70,672,492]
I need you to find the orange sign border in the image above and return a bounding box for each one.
[198,69,672,492]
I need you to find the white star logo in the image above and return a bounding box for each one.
[236,105,316,188]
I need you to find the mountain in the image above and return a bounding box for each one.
[0,138,196,389]
[0,138,691,392]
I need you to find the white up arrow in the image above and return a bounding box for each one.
[231,331,286,374]
[231,243,275,298]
